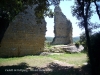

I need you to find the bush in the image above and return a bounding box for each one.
[79,32,100,75]
[79,32,88,53]
[75,41,80,48]
[88,32,100,75]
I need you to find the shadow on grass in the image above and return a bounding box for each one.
[0,62,91,75]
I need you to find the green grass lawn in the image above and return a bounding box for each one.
[0,53,87,67]
[0,53,90,75]
[47,53,88,66]
[0,55,53,67]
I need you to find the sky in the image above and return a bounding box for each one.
[45,0,100,37]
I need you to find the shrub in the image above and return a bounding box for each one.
[79,32,88,52]
[79,32,100,75]
[45,42,52,48]
[88,32,100,75]
[75,41,80,48]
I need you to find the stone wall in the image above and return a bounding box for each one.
[51,6,72,45]
[0,5,46,57]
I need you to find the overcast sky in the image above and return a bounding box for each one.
[45,0,100,37]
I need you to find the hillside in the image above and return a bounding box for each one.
[45,36,80,43]
[45,37,53,42]
[73,37,80,43]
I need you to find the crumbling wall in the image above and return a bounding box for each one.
[0,5,46,57]
[51,6,72,45]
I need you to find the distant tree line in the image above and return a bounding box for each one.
[45,36,80,43]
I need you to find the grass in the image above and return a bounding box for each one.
[47,53,88,67]
[0,53,90,75]
[0,56,54,67]
[0,53,87,67]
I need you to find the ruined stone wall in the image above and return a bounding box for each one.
[0,5,46,57]
[52,6,72,45]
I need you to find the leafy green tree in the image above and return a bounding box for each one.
[71,0,100,75]
[80,29,92,52]
[80,32,87,52]
[0,0,53,22]
[90,32,100,75]
[0,0,54,42]
[80,31,100,75]
[71,0,92,66]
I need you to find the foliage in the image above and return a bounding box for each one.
[0,0,54,43]
[88,32,100,75]
[73,37,80,43]
[0,0,32,21]
[45,37,80,43]
[79,32,88,52]
[49,0,60,6]
[80,32,100,74]
[0,0,54,22]
[71,0,91,58]
[71,0,100,30]
[45,41,52,48]
[75,41,80,48]
[71,1,100,75]
[45,37,53,42]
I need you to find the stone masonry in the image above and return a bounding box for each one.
[0,5,46,57]
[51,6,72,45]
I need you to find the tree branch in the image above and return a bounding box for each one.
[86,0,91,18]
[94,0,100,19]
[77,0,84,18]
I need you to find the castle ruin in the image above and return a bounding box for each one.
[51,6,73,45]
[0,5,46,57]
[0,5,73,57]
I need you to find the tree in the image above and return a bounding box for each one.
[71,0,91,64]
[80,32,87,52]
[1,0,100,74]
[93,0,100,19]
[0,0,53,21]
[71,0,100,75]
[0,0,54,42]
[90,32,100,75]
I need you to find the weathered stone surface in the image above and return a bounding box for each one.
[44,44,84,53]
[51,6,73,45]
[0,5,46,57]
[40,52,51,56]
[61,45,84,53]
[44,46,64,53]
[40,52,64,56]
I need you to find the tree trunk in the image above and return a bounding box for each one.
[84,17,99,75]
[84,17,93,75]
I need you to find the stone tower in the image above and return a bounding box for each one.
[0,5,46,57]
[51,6,72,45]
